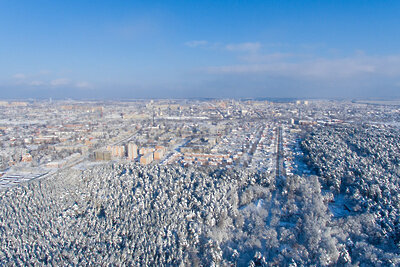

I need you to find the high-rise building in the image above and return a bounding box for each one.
[140,152,153,165]
[139,147,155,155]
[107,145,125,158]
[154,146,166,160]
[154,149,164,160]
[94,150,112,161]
[127,143,138,160]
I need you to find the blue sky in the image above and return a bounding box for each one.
[1,0,400,99]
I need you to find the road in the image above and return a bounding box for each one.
[275,125,285,180]
[110,130,139,146]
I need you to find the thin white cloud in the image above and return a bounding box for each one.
[13,73,26,80]
[206,54,400,80]
[225,42,261,52]
[50,78,70,86]
[75,81,93,89]
[185,40,209,48]
[9,72,95,90]
[29,81,45,86]
[185,41,262,52]
[38,70,51,75]
[240,52,296,62]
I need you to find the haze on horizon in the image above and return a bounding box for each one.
[1,1,400,100]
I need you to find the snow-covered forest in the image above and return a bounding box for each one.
[301,125,400,264]
[0,125,399,265]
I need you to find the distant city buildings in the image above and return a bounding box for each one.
[1,98,399,190]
